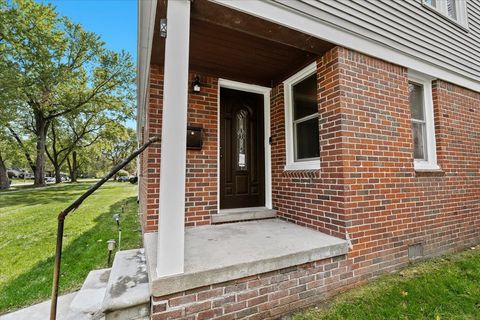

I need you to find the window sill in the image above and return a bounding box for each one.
[414,161,443,174]
[414,168,443,173]
[414,161,441,172]
[284,161,320,171]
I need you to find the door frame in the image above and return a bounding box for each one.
[217,79,272,210]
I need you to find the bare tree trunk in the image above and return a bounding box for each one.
[54,165,61,184]
[66,151,78,182]
[0,153,10,190]
[34,111,48,187]
[71,151,77,182]
[67,155,73,182]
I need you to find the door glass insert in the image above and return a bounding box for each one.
[236,109,248,170]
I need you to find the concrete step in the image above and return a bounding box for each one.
[212,207,277,224]
[101,249,150,320]
[65,268,111,320]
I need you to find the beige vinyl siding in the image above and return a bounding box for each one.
[273,0,480,83]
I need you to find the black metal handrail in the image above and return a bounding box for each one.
[49,135,160,320]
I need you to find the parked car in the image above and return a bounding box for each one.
[117,176,129,182]
[44,177,55,183]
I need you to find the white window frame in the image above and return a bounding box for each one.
[408,71,440,171]
[422,0,469,29]
[283,62,320,171]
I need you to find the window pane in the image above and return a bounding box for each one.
[424,0,436,7]
[412,122,427,160]
[295,118,320,160]
[447,0,457,19]
[293,74,317,120]
[408,82,425,121]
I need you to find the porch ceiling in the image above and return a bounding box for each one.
[151,0,334,86]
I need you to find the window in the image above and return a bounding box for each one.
[423,0,469,28]
[283,63,320,170]
[408,71,439,171]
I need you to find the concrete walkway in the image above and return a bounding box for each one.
[0,292,77,320]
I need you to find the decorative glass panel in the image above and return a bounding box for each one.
[412,122,427,160]
[409,82,425,121]
[295,117,320,160]
[293,74,317,120]
[236,109,248,170]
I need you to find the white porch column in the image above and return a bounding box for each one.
[157,0,191,277]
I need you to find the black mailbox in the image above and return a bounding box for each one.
[187,126,203,150]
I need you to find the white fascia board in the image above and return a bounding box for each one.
[137,0,157,138]
[209,0,480,93]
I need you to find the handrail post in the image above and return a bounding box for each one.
[49,136,160,320]
[49,216,65,320]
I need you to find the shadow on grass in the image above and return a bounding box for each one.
[0,195,142,314]
[0,183,121,209]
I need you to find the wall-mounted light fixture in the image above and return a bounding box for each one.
[192,76,201,93]
[160,19,167,38]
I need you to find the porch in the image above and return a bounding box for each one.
[138,0,345,279]
[144,219,349,297]
[136,0,352,317]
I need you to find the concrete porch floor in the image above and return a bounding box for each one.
[145,219,349,296]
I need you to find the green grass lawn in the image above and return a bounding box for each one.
[294,248,480,320]
[0,182,141,314]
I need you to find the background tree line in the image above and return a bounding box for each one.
[0,0,137,189]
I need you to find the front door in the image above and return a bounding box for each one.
[220,88,265,209]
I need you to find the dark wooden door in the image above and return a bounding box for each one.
[220,88,265,209]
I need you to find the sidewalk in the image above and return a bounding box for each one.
[0,292,76,320]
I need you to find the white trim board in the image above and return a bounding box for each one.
[408,70,440,171]
[283,62,321,171]
[137,0,157,131]
[210,0,480,94]
[217,79,273,210]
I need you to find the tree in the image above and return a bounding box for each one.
[101,126,137,180]
[45,106,129,183]
[0,35,22,189]
[0,130,12,190]
[0,0,135,186]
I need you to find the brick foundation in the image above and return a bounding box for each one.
[151,255,352,320]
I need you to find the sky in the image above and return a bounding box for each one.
[42,0,138,129]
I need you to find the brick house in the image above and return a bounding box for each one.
[136,0,480,319]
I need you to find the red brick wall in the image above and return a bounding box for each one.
[151,255,353,320]
[271,46,480,278]
[139,65,163,233]
[145,46,480,318]
[271,48,348,239]
[338,49,480,278]
[139,67,218,232]
[185,74,219,227]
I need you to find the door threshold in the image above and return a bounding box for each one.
[213,207,276,224]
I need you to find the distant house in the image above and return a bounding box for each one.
[134,0,480,319]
